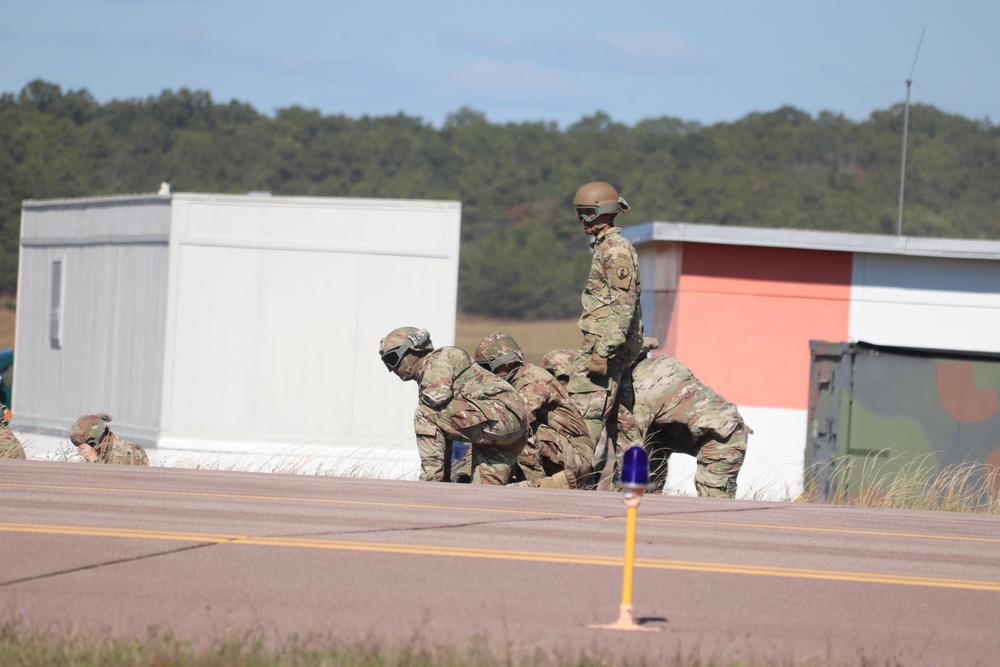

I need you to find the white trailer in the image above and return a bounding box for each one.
[15,192,461,475]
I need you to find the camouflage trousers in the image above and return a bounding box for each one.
[646,423,750,498]
[508,425,593,490]
[0,426,25,460]
[414,400,528,485]
[571,356,641,488]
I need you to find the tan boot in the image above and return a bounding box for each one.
[538,470,576,490]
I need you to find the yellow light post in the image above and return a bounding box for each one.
[590,445,661,632]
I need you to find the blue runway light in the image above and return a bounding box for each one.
[620,446,649,490]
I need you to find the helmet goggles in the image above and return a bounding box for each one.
[477,350,521,373]
[380,340,413,372]
[575,201,622,223]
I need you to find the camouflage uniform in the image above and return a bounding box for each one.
[475,333,595,489]
[380,328,529,485]
[69,413,150,466]
[631,352,750,498]
[0,426,25,459]
[579,225,645,475]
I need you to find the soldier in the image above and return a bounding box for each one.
[630,339,751,498]
[69,413,149,465]
[474,332,595,489]
[573,181,644,477]
[0,403,26,459]
[379,326,529,485]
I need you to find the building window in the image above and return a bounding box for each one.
[50,257,65,348]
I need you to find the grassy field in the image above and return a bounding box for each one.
[455,315,581,365]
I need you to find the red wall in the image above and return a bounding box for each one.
[670,243,852,410]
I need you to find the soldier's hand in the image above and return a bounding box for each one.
[77,443,99,463]
[588,351,609,377]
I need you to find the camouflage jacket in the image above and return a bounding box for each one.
[415,346,527,423]
[631,355,744,442]
[578,226,643,362]
[506,363,591,442]
[95,433,149,466]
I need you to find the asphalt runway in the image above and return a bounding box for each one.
[2,459,999,665]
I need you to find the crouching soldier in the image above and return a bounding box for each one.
[69,413,149,466]
[630,339,751,498]
[379,327,529,485]
[474,332,595,489]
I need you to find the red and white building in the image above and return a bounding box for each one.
[625,222,1000,499]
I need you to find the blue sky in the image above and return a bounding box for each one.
[2,0,997,128]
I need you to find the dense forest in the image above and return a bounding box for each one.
[2,79,998,318]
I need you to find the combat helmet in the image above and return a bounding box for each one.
[573,181,630,224]
[541,348,578,381]
[378,327,432,371]
[70,413,112,446]
[474,332,524,373]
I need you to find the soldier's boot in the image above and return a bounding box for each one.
[537,469,576,490]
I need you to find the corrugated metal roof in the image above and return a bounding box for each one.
[623,222,1000,261]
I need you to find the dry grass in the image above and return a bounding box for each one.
[0,297,14,350]
[455,315,581,366]
[799,452,1000,514]
[0,618,907,667]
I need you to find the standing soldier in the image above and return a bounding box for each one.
[573,181,644,477]
[631,339,751,498]
[69,413,149,465]
[379,326,529,485]
[474,332,595,489]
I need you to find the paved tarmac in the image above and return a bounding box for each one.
[1,459,999,665]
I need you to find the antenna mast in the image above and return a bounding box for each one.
[897,25,926,236]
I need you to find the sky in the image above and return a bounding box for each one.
[2,0,997,129]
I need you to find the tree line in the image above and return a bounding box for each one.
[2,79,998,318]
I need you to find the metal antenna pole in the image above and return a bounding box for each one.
[897,25,926,237]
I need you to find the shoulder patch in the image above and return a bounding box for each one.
[609,260,634,289]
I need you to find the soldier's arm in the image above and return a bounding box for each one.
[595,247,639,357]
[76,443,100,463]
[418,354,456,408]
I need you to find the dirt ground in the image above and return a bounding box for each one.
[455,315,581,365]
[0,299,14,350]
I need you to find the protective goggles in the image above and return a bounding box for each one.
[477,350,521,373]
[575,201,621,223]
[380,340,413,371]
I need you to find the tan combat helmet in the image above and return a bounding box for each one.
[69,413,112,446]
[378,327,432,372]
[541,348,578,381]
[474,332,524,373]
[573,181,630,224]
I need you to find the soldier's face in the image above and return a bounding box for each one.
[392,353,419,382]
[582,213,613,236]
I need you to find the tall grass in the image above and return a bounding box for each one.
[799,452,1000,514]
[0,619,912,667]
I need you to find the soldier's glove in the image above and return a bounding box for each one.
[588,351,609,377]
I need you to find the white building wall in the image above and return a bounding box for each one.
[154,194,459,471]
[15,198,171,438]
[663,407,806,500]
[849,253,1000,353]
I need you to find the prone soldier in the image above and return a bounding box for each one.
[0,403,25,460]
[69,413,149,465]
